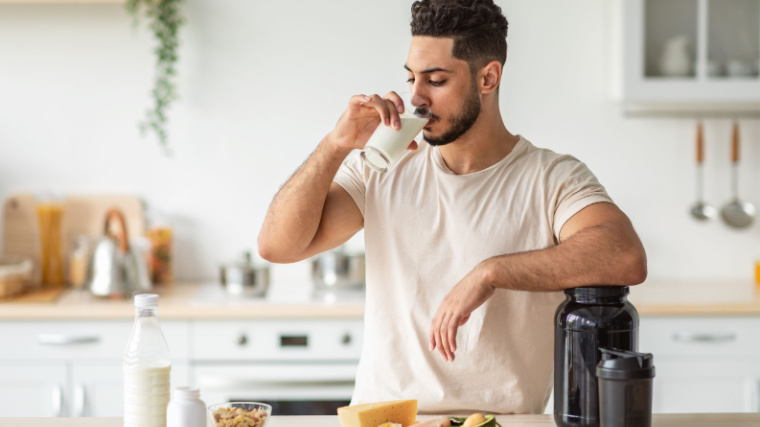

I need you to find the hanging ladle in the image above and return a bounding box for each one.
[690,121,716,221]
[720,121,756,229]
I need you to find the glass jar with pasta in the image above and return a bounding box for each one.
[35,193,65,288]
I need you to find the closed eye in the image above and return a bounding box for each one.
[406,78,446,87]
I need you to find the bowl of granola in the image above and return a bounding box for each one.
[207,402,272,427]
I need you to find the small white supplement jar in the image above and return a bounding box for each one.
[167,386,206,427]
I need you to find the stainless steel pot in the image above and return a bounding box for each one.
[311,248,365,290]
[220,251,270,297]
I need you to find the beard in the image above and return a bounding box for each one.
[423,84,482,147]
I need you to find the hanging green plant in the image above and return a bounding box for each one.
[125,0,185,155]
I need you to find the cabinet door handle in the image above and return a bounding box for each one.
[341,333,352,346]
[51,384,64,417]
[37,334,101,345]
[672,332,736,343]
[73,383,87,417]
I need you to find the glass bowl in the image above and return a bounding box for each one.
[207,402,272,427]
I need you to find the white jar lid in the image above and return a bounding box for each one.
[173,386,200,399]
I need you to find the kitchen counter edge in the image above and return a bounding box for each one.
[2,413,760,426]
[2,280,760,320]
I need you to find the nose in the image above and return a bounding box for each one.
[408,82,429,107]
[410,93,427,108]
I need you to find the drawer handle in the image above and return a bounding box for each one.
[672,332,736,343]
[37,334,101,345]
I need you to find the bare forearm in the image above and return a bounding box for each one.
[429,204,647,361]
[258,136,351,262]
[482,222,647,292]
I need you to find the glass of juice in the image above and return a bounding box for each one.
[360,92,431,173]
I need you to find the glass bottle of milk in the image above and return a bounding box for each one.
[124,294,172,427]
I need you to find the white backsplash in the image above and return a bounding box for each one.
[1,1,759,283]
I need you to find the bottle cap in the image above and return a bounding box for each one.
[596,347,656,380]
[173,386,200,399]
[134,293,159,308]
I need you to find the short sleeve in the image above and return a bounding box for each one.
[333,150,367,217]
[546,156,613,241]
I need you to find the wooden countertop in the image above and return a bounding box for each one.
[1,279,760,320]
[3,414,760,426]
[0,283,365,320]
[629,279,760,316]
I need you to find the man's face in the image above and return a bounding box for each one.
[405,36,481,146]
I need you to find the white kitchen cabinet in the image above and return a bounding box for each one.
[612,0,760,116]
[69,364,123,418]
[70,362,189,417]
[640,316,760,413]
[652,359,759,413]
[0,320,190,418]
[0,363,67,417]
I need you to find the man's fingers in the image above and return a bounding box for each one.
[448,317,458,354]
[384,91,405,115]
[369,94,402,129]
[459,313,470,326]
[367,94,392,127]
[438,313,450,361]
[429,313,439,351]
[442,316,455,361]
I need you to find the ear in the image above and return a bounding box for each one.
[479,61,502,94]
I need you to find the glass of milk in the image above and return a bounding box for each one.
[360,92,430,173]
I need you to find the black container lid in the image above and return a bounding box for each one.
[596,348,656,380]
[565,286,629,298]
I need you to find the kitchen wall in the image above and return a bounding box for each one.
[1,0,759,283]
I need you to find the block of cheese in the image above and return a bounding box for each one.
[337,400,418,427]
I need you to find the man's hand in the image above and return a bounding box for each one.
[429,262,496,362]
[327,92,418,152]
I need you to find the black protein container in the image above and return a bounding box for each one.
[554,286,639,427]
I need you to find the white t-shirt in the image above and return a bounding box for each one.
[333,136,613,414]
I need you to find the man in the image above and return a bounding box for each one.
[258,0,646,415]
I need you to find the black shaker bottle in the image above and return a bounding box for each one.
[596,348,655,427]
[554,286,639,427]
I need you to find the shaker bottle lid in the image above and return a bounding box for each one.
[596,347,656,380]
[134,293,159,308]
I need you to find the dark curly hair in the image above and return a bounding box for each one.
[410,0,508,75]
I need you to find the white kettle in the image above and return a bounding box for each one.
[86,209,151,298]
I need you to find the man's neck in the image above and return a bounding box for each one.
[438,108,519,175]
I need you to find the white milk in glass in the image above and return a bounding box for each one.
[124,294,172,427]
[361,114,428,172]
